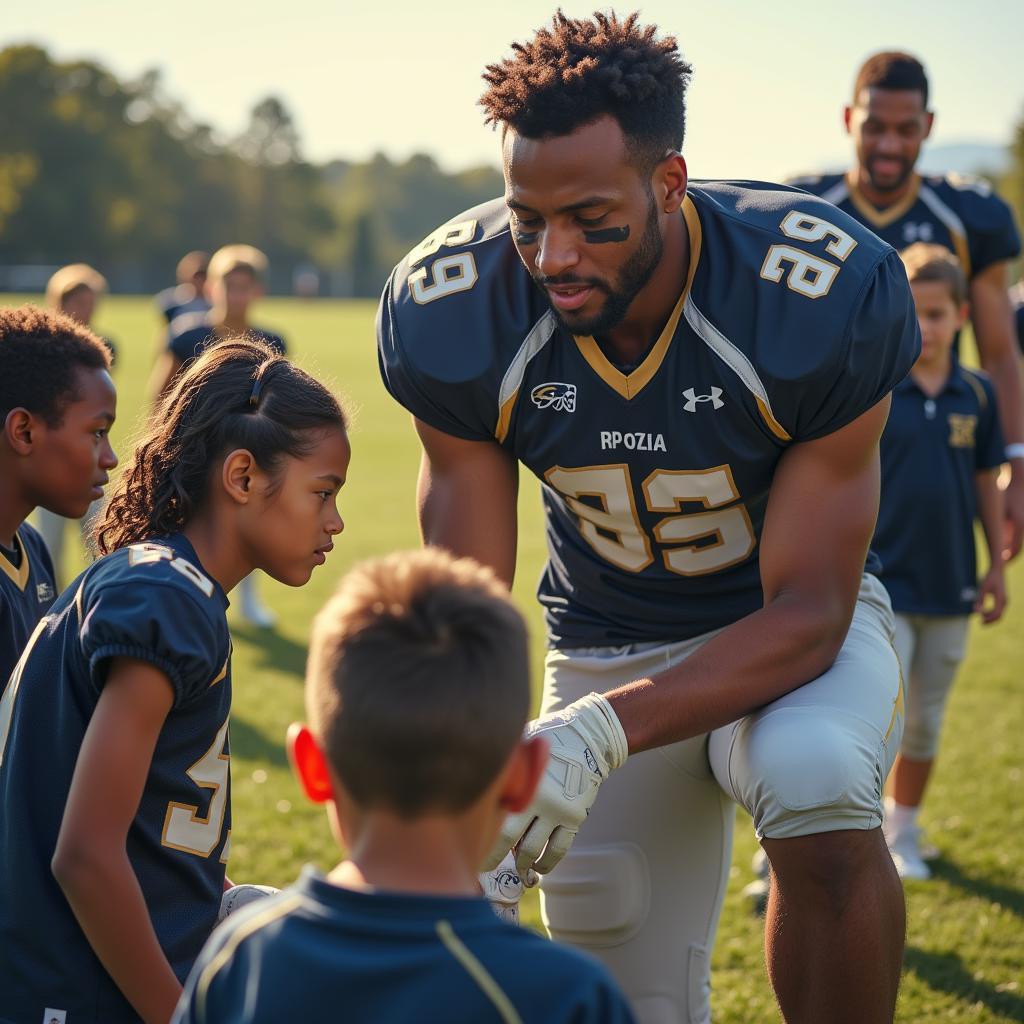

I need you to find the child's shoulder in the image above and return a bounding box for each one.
[956,364,997,411]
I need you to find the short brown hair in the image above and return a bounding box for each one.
[45,263,108,310]
[853,51,928,107]
[901,243,966,305]
[0,305,111,426]
[307,548,531,818]
[207,244,267,284]
[176,250,210,283]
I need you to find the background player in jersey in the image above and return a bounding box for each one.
[174,548,635,1024]
[152,244,288,628]
[154,250,211,327]
[790,51,1024,558]
[875,244,1006,880]
[37,263,119,585]
[0,339,349,1024]
[0,305,116,687]
[379,12,919,1023]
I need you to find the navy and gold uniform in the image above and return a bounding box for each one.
[168,312,286,365]
[156,285,212,326]
[0,522,55,689]
[379,182,920,647]
[875,361,1004,615]
[790,171,1021,280]
[173,866,635,1024]
[0,534,232,1024]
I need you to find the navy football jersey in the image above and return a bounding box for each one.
[875,362,1004,615]
[173,866,635,1024]
[167,311,286,364]
[156,284,212,325]
[0,534,232,1024]
[790,171,1021,280]
[379,183,921,647]
[0,522,56,691]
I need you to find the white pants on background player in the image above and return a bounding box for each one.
[538,574,904,1024]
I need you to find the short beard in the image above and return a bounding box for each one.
[865,156,915,194]
[537,195,664,336]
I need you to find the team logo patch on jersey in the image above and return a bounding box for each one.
[948,413,977,448]
[683,387,724,412]
[532,382,577,413]
[36,582,54,603]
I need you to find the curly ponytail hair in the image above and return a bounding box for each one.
[480,10,693,173]
[96,338,345,555]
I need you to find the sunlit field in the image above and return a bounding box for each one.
[12,293,1023,1023]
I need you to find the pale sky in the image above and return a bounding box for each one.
[5,0,1024,181]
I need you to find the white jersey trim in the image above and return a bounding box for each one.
[495,310,558,442]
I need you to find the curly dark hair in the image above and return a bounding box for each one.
[95,337,345,554]
[480,10,693,172]
[854,51,928,107]
[0,305,111,426]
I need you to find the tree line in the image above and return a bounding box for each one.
[0,45,502,296]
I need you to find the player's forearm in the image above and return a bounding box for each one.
[984,347,1024,449]
[53,845,183,1023]
[606,589,850,753]
[976,470,1005,570]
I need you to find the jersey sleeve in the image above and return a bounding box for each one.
[974,374,1006,470]
[79,579,227,708]
[956,179,1022,276]
[377,271,500,442]
[789,250,921,441]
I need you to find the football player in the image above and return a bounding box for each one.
[791,52,1024,559]
[378,12,920,1024]
[155,250,212,326]
[0,306,117,688]
[0,339,349,1024]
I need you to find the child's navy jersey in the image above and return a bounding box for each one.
[167,312,287,364]
[790,171,1021,280]
[172,867,635,1024]
[156,284,212,325]
[0,534,232,1024]
[875,362,1005,615]
[0,523,56,690]
[379,182,920,647]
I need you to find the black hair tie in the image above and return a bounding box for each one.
[248,363,269,410]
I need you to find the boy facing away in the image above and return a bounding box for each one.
[876,243,1007,880]
[174,549,635,1024]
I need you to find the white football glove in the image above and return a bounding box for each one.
[478,851,537,925]
[218,883,280,922]
[485,692,628,876]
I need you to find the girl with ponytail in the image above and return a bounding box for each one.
[0,338,350,1024]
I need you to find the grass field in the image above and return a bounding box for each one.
[11,293,1024,1022]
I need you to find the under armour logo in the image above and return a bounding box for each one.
[682,387,724,412]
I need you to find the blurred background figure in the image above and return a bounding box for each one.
[36,264,117,584]
[154,250,211,326]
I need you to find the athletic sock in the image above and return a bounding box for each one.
[884,798,919,838]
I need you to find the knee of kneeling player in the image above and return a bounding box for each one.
[741,712,879,840]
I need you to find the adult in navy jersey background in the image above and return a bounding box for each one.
[790,52,1024,558]
[379,12,919,1023]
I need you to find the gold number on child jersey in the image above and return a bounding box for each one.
[544,464,755,576]
[161,717,230,858]
[759,210,857,299]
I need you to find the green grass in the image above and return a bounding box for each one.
[10,293,1023,1022]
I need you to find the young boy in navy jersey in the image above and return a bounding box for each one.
[174,549,635,1024]
[875,244,1007,880]
[0,305,117,687]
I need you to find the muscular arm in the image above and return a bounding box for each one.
[414,418,520,587]
[606,397,891,753]
[52,657,183,1024]
[970,261,1024,559]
